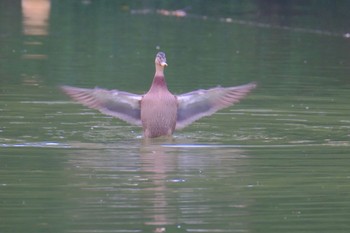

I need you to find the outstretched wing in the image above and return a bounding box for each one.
[61,86,142,126]
[176,82,256,129]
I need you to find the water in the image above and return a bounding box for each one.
[1,1,350,232]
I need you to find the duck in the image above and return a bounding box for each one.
[61,52,256,138]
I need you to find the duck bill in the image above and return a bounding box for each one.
[160,62,168,67]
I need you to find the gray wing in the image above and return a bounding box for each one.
[61,86,142,126]
[176,82,256,129]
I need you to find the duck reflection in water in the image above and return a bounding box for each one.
[140,140,176,231]
[139,139,248,232]
[61,52,256,138]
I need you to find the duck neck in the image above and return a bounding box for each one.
[155,63,165,78]
[151,75,168,91]
[150,64,168,91]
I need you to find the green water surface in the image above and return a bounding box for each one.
[1,1,350,233]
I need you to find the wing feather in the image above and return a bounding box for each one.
[61,86,142,126]
[176,82,256,129]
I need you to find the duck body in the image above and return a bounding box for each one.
[61,52,256,138]
[141,75,177,137]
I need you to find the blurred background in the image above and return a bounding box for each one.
[1,0,349,89]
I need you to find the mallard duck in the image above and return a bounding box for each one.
[61,52,256,138]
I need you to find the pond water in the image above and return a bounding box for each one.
[1,1,350,232]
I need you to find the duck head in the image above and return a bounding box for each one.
[155,52,168,67]
[154,52,168,80]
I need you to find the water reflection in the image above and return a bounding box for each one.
[21,0,49,64]
[63,139,249,232]
[19,0,50,88]
[22,0,50,36]
[141,140,177,231]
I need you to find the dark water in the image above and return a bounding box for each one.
[1,1,350,232]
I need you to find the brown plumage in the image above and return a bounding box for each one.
[61,52,256,138]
